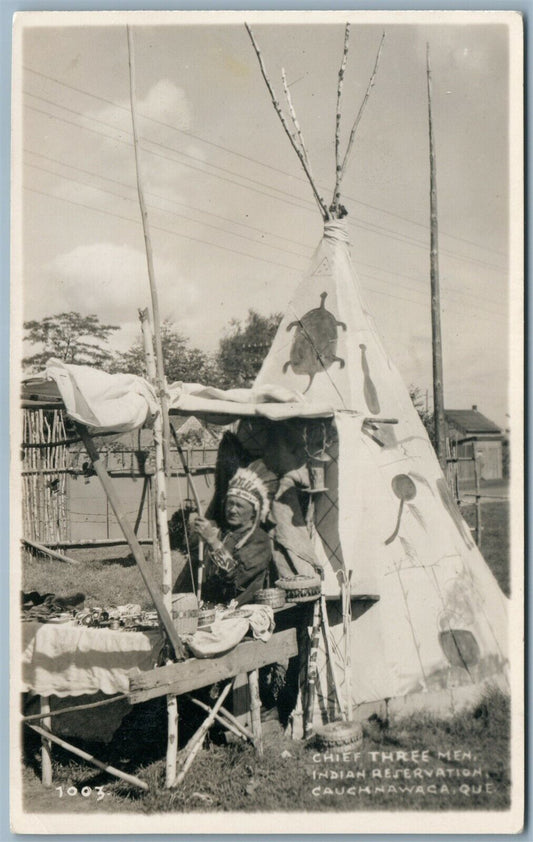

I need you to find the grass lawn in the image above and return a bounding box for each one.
[19,500,512,813]
[21,545,192,609]
[460,501,510,596]
[21,688,510,813]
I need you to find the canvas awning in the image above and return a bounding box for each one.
[21,361,337,435]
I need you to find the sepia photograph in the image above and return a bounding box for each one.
[10,10,523,834]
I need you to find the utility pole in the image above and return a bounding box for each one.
[426,44,447,472]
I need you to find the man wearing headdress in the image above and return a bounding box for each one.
[193,468,272,606]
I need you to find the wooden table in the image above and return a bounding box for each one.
[24,596,379,789]
[129,597,379,746]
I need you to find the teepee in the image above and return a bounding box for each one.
[246,24,509,719]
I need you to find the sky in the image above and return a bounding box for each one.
[14,11,519,427]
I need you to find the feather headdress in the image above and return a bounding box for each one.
[226,467,270,522]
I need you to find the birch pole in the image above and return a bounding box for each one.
[338,32,385,187]
[126,25,171,476]
[332,23,350,214]
[139,309,179,788]
[245,23,330,220]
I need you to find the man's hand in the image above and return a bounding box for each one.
[193,516,220,546]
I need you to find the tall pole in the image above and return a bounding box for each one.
[139,309,179,788]
[127,26,171,476]
[426,44,447,472]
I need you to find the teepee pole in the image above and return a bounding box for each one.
[281,68,312,173]
[245,23,330,220]
[337,32,385,192]
[126,25,171,477]
[426,44,447,472]
[332,23,351,212]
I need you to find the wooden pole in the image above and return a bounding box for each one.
[426,44,447,472]
[319,594,346,720]
[139,310,174,602]
[344,570,353,721]
[23,694,129,723]
[338,32,385,192]
[28,724,149,791]
[138,308,179,788]
[332,23,350,212]
[22,538,80,565]
[174,680,234,787]
[40,697,53,787]
[170,423,205,601]
[75,423,186,661]
[245,23,330,220]
[303,599,322,738]
[134,476,150,535]
[473,448,482,547]
[248,668,263,756]
[187,695,253,743]
[126,25,171,477]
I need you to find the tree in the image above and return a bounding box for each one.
[23,312,120,372]
[409,384,435,447]
[115,320,219,385]
[217,309,282,389]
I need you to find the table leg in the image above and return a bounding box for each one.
[248,669,263,756]
[166,695,178,788]
[40,696,52,787]
[231,672,251,732]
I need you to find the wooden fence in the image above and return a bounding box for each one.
[22,408,70,544]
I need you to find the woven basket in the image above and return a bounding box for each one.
[171,593,199,635]
[275,575,321,603]
[255,588,286,609]
[314,720,363,752]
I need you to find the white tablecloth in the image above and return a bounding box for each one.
[22,621,164,697]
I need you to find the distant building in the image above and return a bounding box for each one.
[445,405,503,481]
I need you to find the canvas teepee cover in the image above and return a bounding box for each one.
[254,219,508,712]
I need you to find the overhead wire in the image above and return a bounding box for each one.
[23,65,508,260]
[24,88,508,273]
[26,181,506,325]
[24,147,506,310]
[24,186,305,273]
[25,91,315,213]
[25,160,311,260]
[24,156,507,321]
[25,149,312,251]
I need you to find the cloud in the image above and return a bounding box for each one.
[42,242,201,348]
[46,77,201,201]
[137,78,192,132]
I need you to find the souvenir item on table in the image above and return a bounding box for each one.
[275,574,322,603]
[197,607,216,628]
[171,593,199,635]
[255,587,286,609]
[21,590,85,622]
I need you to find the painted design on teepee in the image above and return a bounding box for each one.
[283,292,347,393]
[439,630,481,669]
[385,474,417,545]
[312,257,332,276]
[359,343,381,414]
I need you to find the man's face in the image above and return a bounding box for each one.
[225,495,255,530]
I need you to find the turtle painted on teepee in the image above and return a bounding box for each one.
[245,23,508,727]
[283,291,347,393]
